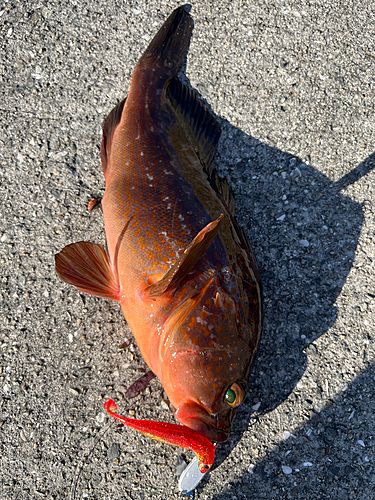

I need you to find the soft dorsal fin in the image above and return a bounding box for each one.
[146,214,224,297]
[100,97,127,172]
[166,78,236,214]
[166,78,221,172]
[55,242,120,301]
[210,170,235,214]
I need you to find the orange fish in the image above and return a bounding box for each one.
[56,5,261,471]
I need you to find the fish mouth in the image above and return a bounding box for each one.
[175,402,231,443]
[189,419,229,443]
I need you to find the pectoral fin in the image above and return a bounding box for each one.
[55,242,120,300]
[146,214,224,297]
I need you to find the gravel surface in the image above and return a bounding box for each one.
[1,1,374,499]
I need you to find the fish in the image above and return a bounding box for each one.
[55,4,262,472]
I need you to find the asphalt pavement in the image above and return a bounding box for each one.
[1,1,374,499]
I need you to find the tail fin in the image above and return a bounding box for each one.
[139,5,193,76]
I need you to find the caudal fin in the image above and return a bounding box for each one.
[139,5,193,76]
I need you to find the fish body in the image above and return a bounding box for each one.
[56,6,261,445]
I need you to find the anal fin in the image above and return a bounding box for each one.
[55,242,120,301]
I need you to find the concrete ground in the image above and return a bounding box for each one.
[1,0,374,499]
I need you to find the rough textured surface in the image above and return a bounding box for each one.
[1,1,374,499]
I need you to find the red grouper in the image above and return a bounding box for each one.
[56,5,262,472]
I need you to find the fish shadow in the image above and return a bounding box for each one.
[202,117,374,483]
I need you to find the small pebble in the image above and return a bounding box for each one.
[107,442,121,461]
[251,401,261,412]
[96,412,106,424]
[161,399,169,410]
[277,214,286,221]
[283,431,292,440]
[299,239,310,247]
[20,429,28,442]
[281,465,293,475]
[303,462,313,467]
[357,439,365,447]
[118,340,131,350]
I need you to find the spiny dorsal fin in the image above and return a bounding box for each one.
[166,77,221,172]
[55,242,120,301]
[100,97,126,172]
[146,214,224,297]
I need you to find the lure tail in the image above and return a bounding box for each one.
[139,4,193,76]
[104,399,214,473]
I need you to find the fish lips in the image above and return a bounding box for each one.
[175,402,231,443]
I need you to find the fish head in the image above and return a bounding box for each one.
[170,349,249,443]
[161,278,256,442]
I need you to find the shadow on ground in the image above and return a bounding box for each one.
[216,123,373,409]
[213,362,375,499]
[197,114,373,493]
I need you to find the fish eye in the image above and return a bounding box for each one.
[224,382,245,408]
